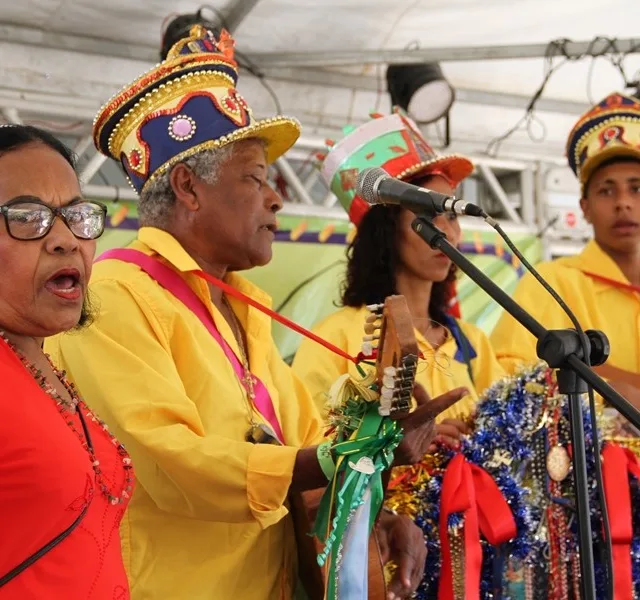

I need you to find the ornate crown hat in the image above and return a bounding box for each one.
[92,25,300,194]
[319,108,474,225]
[566,92,640,190]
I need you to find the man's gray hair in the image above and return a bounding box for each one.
[138,144,235,226]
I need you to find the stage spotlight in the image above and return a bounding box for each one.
[386,63,455,124]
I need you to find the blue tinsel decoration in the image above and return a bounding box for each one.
[404,363,640,599]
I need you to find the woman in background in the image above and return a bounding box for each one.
[293,109,505,446]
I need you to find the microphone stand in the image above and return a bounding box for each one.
[411,216,640,600]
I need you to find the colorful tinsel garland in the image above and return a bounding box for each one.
[386,362,640,599]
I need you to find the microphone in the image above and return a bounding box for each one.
[356,167,485,218]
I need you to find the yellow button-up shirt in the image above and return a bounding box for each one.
[292,306,505,421]
[46,227,325,600]
[491,240,640,374]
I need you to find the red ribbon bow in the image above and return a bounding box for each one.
[602,442,640,600]
[438,453,517,600]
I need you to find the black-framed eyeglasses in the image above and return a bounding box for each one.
[0,198,107,241]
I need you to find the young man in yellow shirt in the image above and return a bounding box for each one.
[46,27,465,600]
[491,92,640,410]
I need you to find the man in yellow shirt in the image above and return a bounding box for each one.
[294,110,505,446]
[47,27,465,600]
[491,92,640,410]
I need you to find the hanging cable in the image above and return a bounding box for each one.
[485,37,640,156]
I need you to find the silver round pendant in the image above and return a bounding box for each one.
[546,445,571,482]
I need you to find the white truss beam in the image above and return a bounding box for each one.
[0,24,610,116]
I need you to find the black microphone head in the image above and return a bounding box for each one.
[356,167,389,205]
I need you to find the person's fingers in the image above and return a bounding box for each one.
[386,550,415,598]
[423,388,469,420]
[386,547,425,598]
[436,422,464,441]
[440,418,472,435]
[435,434,460,448]
[411,544,427,593]
[405,382,431,409]
[377,526,390,564]
[387,575,405,600]
[395,387,468,425]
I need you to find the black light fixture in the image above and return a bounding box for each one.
[386,63,455,125]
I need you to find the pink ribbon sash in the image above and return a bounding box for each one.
[96,248,285,444]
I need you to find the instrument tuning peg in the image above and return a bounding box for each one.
[361,341,374,357]
[363,323,380,335]
[365,303,384,315]
[382,374,395,388]
[380,387,394,401]
[390,398,411,417]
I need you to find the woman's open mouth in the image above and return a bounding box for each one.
[45,268,82,301]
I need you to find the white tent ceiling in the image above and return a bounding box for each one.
[1,0,639,167]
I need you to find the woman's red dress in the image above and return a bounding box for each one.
[0,338,132,599]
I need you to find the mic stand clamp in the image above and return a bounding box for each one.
[411,215,640,600]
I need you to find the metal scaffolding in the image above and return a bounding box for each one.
[1,24,634,117]
[0,7,605,256]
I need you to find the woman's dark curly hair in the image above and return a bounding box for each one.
[341,204,456,324]
[0,124,97,329]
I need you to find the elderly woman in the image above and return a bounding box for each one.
[0,125,133,597]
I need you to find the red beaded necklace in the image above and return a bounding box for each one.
[1,333,134,505]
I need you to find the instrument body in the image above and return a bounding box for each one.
[294,295,419,599]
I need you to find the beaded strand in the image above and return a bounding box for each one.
[1,332,134,505]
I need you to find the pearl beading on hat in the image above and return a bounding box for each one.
[104,69,238,157]
[93,53,237,127]
[133,115,301,195]
[92,47,301,196]
[168,114,197,142]
[570,114,640,180]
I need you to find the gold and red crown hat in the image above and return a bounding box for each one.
[92,25,301,194]
[566,92,640,189]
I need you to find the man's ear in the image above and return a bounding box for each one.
[579,196,591,223]
[170,163,200,211]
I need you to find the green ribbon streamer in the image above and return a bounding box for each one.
[313,399,404,599]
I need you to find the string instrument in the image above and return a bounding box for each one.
[292,295,419,600]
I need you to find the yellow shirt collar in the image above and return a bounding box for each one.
[137,226,273,307]
[561,239,629,288]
